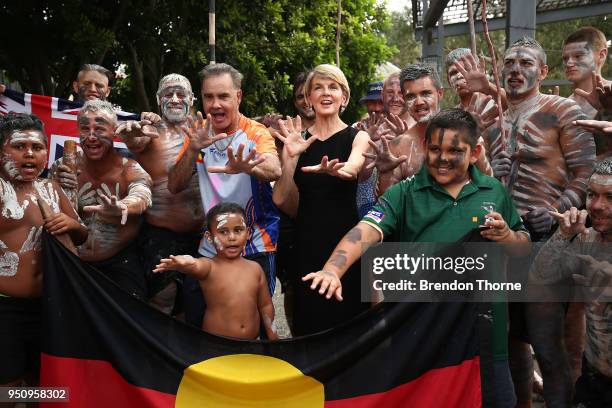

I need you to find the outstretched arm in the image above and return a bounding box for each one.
[302,222,381,301]
[154,255,212,280]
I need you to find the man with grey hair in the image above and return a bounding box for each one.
[115,73,206,315]
[168,63,281,328]
[50,99,152,299]
[535,157,612,407]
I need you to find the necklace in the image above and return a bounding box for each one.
[213,133,236,151]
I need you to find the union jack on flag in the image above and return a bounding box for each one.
[0,88,138,168]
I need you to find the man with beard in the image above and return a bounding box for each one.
[563,27,611,160]
[169,63,281,327]
[370,64,495,195]
[115,74,205,315]
[534,157,612,407]
[50,100,152,299]
[477,37,596,408]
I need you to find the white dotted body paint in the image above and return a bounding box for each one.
[0,240,19,277]
[0,178,30,219]
[19,226,43,253]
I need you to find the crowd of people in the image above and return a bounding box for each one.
[1,25,611,407]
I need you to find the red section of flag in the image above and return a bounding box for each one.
[324,357,482,408]
[40,353,176,408]
[30,94,78,137]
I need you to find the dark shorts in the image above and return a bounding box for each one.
[88,242,147,300]
[0,296,41,384]
[574,357,612,407]
[183,252,276,328]
[138,222,200,298]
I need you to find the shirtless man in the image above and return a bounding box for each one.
[51,100,152,299]
[369,63,495,195]
[116,74,205,314]
[478,37,596,408]
[0,113,86,388]
[154,202,277,340]
[534,158,612,407]
[563,27,611,159]
[71,64,113,102]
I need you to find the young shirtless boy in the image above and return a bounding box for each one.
[154,203,278,340]
[0,113,87,387]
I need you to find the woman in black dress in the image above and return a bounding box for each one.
[273,64,370,336]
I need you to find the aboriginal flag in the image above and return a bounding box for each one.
[40,233,492,407]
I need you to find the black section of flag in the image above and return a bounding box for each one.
[41,232,486,400]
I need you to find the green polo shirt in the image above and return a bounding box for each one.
[362,165,526,361]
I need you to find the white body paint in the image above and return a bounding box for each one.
[19,226,43,253]
[33,180,60,214]
[0,240,19,277]
[0,178,30,219]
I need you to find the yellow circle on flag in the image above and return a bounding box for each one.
[175,354,324,407]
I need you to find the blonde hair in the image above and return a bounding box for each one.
[305,64,351,107]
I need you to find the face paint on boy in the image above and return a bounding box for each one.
[502,47,542,98]
[1,130,48,182]
[426,128,474,188]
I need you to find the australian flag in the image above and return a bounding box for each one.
[0,88,138,168]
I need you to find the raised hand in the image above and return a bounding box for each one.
[491,150,512,178]
[182,112,229,152]
[384,113,410,138]
[549,207,588,238]
[466,94,499,134]
[276,115,318,158]
[573,119,612,134]
[53,164,78,189]
[574,71,612,110]
[362,136,408,173]
[83,193,128,225]
[453,53,490,94]
[115,119,159,142]
[302,269,343,301]
[206,143,266,175]
[153,255,196,273]
[140,111,162,125]
[524,206,554,234]
[364,112,386,141]
[301,155,355,180]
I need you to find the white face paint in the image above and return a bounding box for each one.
[0,240,19,277]
[0,178,30,220]
[213,236,224,251]
[19,226,43,253]
[2,152,20,179]
[216,213,229,228]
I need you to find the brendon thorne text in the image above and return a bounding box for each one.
[372,279,522,292]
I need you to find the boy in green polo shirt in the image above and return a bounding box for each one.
[303,108,529,406]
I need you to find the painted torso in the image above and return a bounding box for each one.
[133,126,204,233]
[0,178,62,297]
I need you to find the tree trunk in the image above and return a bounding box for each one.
[129,44,151,112]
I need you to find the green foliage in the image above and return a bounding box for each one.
[384,6,420,69]
[0,0,394,123]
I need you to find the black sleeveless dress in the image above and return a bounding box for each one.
[292,126,369,336]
